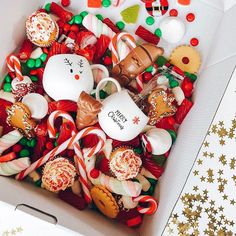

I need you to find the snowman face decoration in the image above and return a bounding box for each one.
[43,54,94,101]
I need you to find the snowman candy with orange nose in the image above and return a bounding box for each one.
[43,54,108,102]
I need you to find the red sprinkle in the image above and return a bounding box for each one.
[12,144,22,153]
[61,0,70,7]
[186,13,195,22]
[182,57,190,64]
[169,9,178,17]
[190,38,199,47]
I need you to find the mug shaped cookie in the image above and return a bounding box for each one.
[96,78,149,141]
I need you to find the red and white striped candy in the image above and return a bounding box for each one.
[133,195,158,215]
[111,0,125,6]
[74,143,91,203]
[111,32,136,65]
[47,110,76,138]
[6,54,23,81]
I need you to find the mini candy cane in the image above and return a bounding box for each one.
[111,0,125,6]
[0,130,23,155]
[47,110,77,138]
[82,14,133,62]
[6,54,23,81]
[85,155,142,197]
[0,157,31,176]
[136,74,144,93]
[111,32,136,65]
[74,143,92,203]
[132,195,158,215]
[16,127,106,180]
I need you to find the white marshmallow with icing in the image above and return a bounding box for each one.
[144,128,172,155]
[159,17,185,44]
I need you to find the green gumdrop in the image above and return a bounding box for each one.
[116,21,125,30]
[26,59,35,68]
[74,15,83,24]
[170,79,179,88]
[167,129,177,143]
[146,66,153,72]
[26,140,31,147]
[19,149,30,157]
[80,11,88,18]
[40,53,47,62]
[68,17,75,25]
[30,75,38,82]
[102,0,111,7]
[44,3,51,13]
[96,14,104,21]
[134,148,142,154]
[20,137,28,145]
[155,28,162,37]
[35,58,42,68]
[4,74,12,83]
[121,4,140,24]
[3,83,11,92]
[99,90,108,99]
[156,56,168,67]
[35,180,42,187]
[185,72,197,82]
[146,16,155,25]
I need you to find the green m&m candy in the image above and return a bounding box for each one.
[20,137,28,145]
[169,79,179,88]
[74,15,83,24]
[155,28,162,37]
[96,14,104,21]
[167,130,177,143]
[3,83,11,92]
[40,53,47,62]
[26,58,35,68]
[35,58,42,68]
[80,11,88,18]
[30,75,38,82]
[19,149,30,157]
[4,74,12,83]
[44,3,51,13]
[116,21,125,30]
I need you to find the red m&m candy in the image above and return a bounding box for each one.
[186,13,195,22]
[169,9,178,17]
[190,38,199,47]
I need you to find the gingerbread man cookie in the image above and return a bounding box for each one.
[6,102,36,138]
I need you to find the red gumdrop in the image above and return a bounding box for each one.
[59,189,87,210]
[98,157,110,173]
[12,144,22,153]
[142,72,152,83]
[70,24,80,33]
[90,168,100,179]
[63,23,71,33]
[61,0,70,7]
[103,56,112,66]
[186,13,195,22]
[181,77,193,97]
[126,215,143,227]
[46,141,54,150]
[190,38,199,47]
[169,9,178,17]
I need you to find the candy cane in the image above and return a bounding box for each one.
[136,74,144,93]
[85,155,142,197]
[111,0,125,6]
[6,54,23,81]
[16,127,106,181]
[0,157,31,176]
[73,143,91,203]
[47,110,77,138]
[0,130,23,155]
[111,32,136,65]
[132,195,158,215]
[82,14,134,63]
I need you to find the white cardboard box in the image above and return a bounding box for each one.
[0,0,236,235]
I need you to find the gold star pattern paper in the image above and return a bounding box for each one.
[163,69,236,235]
[2,227,23,236]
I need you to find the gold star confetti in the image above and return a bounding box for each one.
[193,186,199,192]
[203,141,209,147]
[197,159,203,165]
[193,170,199,176]
[219,139,225,146]
[222,194,228,200]
[230,199,236,205]
[219,155,227,165]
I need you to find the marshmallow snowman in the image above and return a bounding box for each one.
[43,54,94,101]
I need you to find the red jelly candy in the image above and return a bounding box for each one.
[186,13,195,22]
[175,98,193,124]
[94,34,111,61]
[50,2,73,22]
[48,100,77,114]
[59,189,87,210]
[169,9,178,17]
